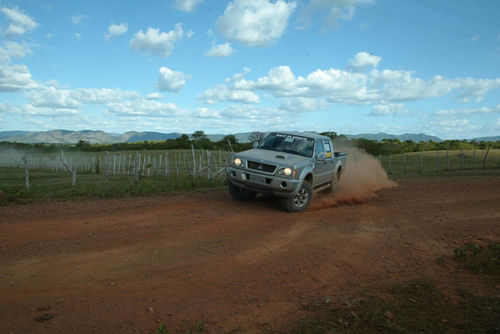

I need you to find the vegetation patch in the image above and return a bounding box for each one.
[288,279,500,333]
[454,242,500,279]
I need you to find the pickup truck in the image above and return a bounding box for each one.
[228,131,347,212]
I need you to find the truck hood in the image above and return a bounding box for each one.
[236,149,308,166]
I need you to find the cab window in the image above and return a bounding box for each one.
[315,140,325,158]
[323,140,332,158]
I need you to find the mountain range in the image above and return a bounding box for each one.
[0,130,498,144]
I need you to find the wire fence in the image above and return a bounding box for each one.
[379,148,500,176]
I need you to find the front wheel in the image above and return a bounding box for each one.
[229,182,257,201]
[281,181,313,212]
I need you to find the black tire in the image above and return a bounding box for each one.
[329,169,340,192]
[281,181,313,212]
[229,182,257,201]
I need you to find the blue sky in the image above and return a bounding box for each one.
[0,0,499,139]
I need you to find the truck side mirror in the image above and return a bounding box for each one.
[316,153,326,161]
[253,141,259,149]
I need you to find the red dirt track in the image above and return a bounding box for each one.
[1,176,499,333]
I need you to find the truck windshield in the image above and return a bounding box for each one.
[260,133,315,157]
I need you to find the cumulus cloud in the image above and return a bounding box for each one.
[210,56,500,106]
[130,24,188,58]
[75,33,82,39]
[204,43,234,58]
[0,41,31,61]
[106,99,188,117]
[146,92,165,100]
[197,84,260,104]
[299,0,374,30]
[106,23,128,40]
[434,104,500,116]
[1,7,38,37]
[25,87,139,109]
[348,51,381,72]
[71,15,88,25]
[216,0,297,46]
[175,0,202,12]
[0,64,37,92]
[279,97,329,112]
[155,67,190,92]
[370,103,404,116]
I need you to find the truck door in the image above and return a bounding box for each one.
[322,139,335,181]
[313,139,329,186]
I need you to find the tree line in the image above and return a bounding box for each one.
[1,131,499,156]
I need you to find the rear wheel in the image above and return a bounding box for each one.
[229,182,257,201]
[329,169,340,192]
[282,181,313,212]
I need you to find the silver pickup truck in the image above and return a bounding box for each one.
[228,131,347,212]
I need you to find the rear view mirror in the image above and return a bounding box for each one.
[316,153,326,161]
[253,141,259,149]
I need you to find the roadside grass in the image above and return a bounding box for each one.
[0,167,227,205]
[289,279,500,334]
[1,148,500,204]
[454,242,500,280]
[289,242,500,333]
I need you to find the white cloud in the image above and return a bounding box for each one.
[106,99,188,117]
[197,84,260,104]
[106,23,128,40]
[0,41,31,60]
[1,7,38,37]
[299,0,374,30]
[175,0,202,12]
[155,67,190,92]
[370,103,404,116]
[348,52,381,72]
[0,64,37,92]
[130,24,188,58]
[279,97,329,112]
[75,33,82,39]
[71,15,88,25]
[469,35,480,42]
[434,104,500,116]
[25,87,139,109]
[216,0,297,46]
[204,43,234,58]
[496,118,500,129]
[146,92,165,100]
[215,56,500,106]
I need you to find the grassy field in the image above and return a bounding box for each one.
[1,148,500,204]
[379,149,500,177]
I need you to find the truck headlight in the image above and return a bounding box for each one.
[278,167,293,176]
[233,158,242,166]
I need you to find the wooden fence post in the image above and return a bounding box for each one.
[472,148,476,169]
[436,151,440,172]
[482,146,490,169]
[388,154,392,175]
[134,151,140,183]
[403,154,407,176]
[460,150,464,169]
[419,152,423,176]
[165,152,169,178]
[22,156,29,190]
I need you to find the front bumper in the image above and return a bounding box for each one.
[228,166,301,198]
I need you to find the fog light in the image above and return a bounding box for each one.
[281,181,287,188]
[231,171,236,177]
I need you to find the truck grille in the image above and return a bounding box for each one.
[247,161,276,173]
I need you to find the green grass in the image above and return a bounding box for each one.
[379,149,500,176]
[0,167,228,204]
[288,279,500,333]
[454,242,500,279]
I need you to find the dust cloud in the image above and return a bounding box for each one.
[312,144,397,209]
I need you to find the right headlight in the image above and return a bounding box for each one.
[233,158,243,167]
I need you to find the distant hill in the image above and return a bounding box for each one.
[346,133,442,142]
[472,135,500,141]
[4,130,498,144]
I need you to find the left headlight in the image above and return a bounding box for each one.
[233,158,243,166]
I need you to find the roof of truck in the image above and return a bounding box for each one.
[268,131,330,140]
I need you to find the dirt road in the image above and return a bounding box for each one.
[1,176,499,333]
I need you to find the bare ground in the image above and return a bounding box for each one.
[1,176,499,333]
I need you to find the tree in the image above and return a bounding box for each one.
[320,131,337,140]
[248,131,266,144]
[192,130,206,141]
